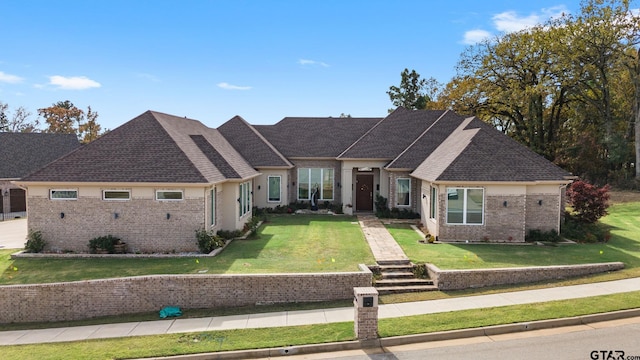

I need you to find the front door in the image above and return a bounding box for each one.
[355,174,374,211]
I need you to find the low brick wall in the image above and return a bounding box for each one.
[426,262,625,290]
[0,265,372,324]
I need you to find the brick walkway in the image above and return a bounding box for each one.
[357,214,410,264]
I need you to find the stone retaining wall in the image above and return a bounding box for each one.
[426,262,625,290]
[0,265,372,324]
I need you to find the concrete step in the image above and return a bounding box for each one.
[375,278,434,287]
[380,271,415,279]
[376,259,411,266]
[376,285,439,295]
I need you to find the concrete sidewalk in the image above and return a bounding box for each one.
[0,218,26,250]
[2,277,640,346]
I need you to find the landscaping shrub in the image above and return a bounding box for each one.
[88,235,121,253]
[195,229,225,253]
[525,229,561,243]
[24,230,46,253]
[561,213,611,243]
[216,229,243,240]
[566,180,611,223]
[375,194,420,219]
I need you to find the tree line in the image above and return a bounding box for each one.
[0,100,103,144]
[388,0,640,187]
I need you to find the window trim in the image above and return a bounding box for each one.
[155,190,184,201]
[50,189,78,200]
[297,168,334,201]
[210,187,216,226]
[396,178,411,207]
[102,190,131,201]
[267,176,281,203]
[239,181,251,218]
[445,187,485,225]
[429,186,437,219]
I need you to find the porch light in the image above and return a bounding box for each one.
[114,213,119,219]
[60,212,65,219]
[2,189,8,197]
[503,201,508,207]
[166,213,171,220]
[423,194,426,199]
[538,200,543,206]
[257,185,261,190]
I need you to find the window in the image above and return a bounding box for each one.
[50,189,77,200]
[297,168,334,201]
[429,186,437,219]
[446,188,484,225]
[268,176,281,202]
[156,190,183,201]
[210,188,216,226]
[103,190,130,201]
[239,181,251,217]
[396,178,410,206]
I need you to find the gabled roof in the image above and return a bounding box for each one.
[255,117,382,158]
[21,111,258,183]
[412,117,572,182]
[0,132,80,179]
[218,115,293,168]
[386,110,467,170]
[338,107,447,160]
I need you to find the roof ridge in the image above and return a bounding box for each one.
[385,109,451,169]
[335,111,399,159]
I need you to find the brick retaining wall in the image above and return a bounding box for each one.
[0,265,372,324]
[426,262,625,290]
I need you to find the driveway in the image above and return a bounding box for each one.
[0,218,27,249]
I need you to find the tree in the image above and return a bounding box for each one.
[387,69,441,111]
[566,180,611,223]
[0,101,39,132]
[38,100,103,143]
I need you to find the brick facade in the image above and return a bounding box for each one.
[28,195,205,253]
[0,266,373,324]
[387,172,418,213]
[288,160,342,205]
[426,262,624,290]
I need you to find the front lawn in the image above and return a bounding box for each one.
[0,215,375,285]
[388,202,640,275]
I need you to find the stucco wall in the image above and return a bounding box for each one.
[426,262,624,290]
[0,266,373,324]
[252,170,289,209]
[26,185,206,253]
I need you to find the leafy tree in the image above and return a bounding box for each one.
[0,101,40,132]
[38,100,103,143]
[566,180,611,223]
[387,69,441,111]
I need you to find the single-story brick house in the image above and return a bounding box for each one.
[15,107,573,253]
[1,132,80,220]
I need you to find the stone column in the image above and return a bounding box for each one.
[353,287,378,340]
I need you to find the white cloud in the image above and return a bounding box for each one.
[463,29,492,44]
[298,58,330,67]
[217,82,252,90]
[48,75,101,90]
[0,71,24,84]
[493,6,567,32]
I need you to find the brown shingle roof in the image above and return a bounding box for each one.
[21,111,258,183]
[412,117,572,182]
[0,133,80,179]
[255,117,382,158]
[338,107,447,160]
[218,115,293,168]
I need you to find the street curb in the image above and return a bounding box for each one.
[137,308,640,360]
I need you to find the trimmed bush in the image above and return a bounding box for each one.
[24,230,46,253]
[195,229,225,253]
[88,235,121,253]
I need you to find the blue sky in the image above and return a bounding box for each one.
[1,0,584,130]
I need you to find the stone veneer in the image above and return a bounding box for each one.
[426,262,624,290]
[0,265,372,324]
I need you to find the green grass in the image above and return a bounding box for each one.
[3,291,640,360]
[388,202,640,275]
[0,215,375,284]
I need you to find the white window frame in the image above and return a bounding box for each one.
[267,176,281,203]
[50,189,78,200]
[239,181,251,217]
[102,190,131,201]
[156,190,184,201]
[297,168,334,201]
[210,187,216,226]
[429,186,437,219]
[396,178,411,207]
[445,187,485,225]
